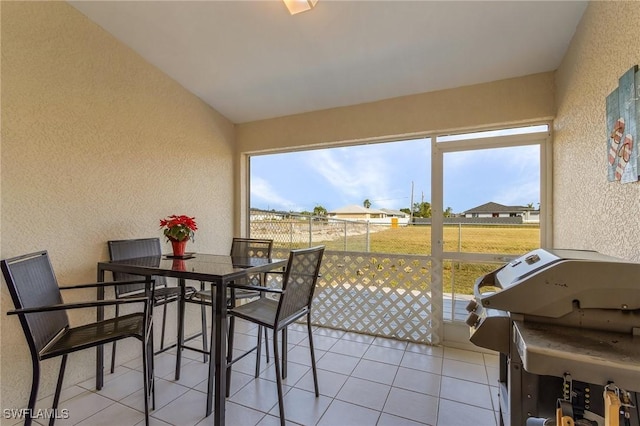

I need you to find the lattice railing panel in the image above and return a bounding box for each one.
[271,249,441,344]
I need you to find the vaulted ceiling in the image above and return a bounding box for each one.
[70,1,588,124]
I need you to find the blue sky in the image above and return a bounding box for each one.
[250,138,540,214]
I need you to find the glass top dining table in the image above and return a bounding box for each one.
[96,253,288,426]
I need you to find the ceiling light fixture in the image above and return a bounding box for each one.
[283,0,318,15]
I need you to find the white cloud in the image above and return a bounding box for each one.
[305,147,394,205]
[251,177,303,211]
[492,180,540,207]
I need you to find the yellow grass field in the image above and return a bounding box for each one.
[272,223,539,295]
[371,225,539,294]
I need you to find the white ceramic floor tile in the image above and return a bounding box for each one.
[317,400,381,426]
[51,390,115,426]
[285,345,324,367]
[163,359,210,388]
[196,369,256,398]
[383,387,439,425]
[37,326,503,426]
[316,352,360,376]
[229,332,262,352]
[483,352,500,367]
[229,377,290,414]
[406,343,444,357]
[228,349,269,377]
[439,376,493,409]
[371,336,409,351]
[284,329,309,345]
[443,347,486,365]
[268,387,332,425]
[293,368,349,398]
[336,377,391,411]
[377,412,429,426]
[339,332,376,344]
[313,328,345,339]
[142,353,182,378]
[436,398,497,426]
[259,360,310,387]
[490,386,500,413]
[441,358,488,384]
[195,401,266,426]
[151,389,207,426]
[77,365,131,390]
[120,377,190,412]
[95,369,144,401]
[328,339,371,358]
[351,359,399,385]
[393,367,441,397]
[362,344,405,365]
[76,400,144,426]
[299,334,340,351]
[400,351,443,375]
[255,414,285,426]
[134,415,172,426]
[35,385,87,413]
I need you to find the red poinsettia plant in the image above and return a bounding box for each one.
[159,215,197,242]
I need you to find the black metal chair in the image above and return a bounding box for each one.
[226,246,324,426]
[1,250,154,426]
[108,238,205,371]
[190,237,274,371]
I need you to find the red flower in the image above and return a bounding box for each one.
[160,215,197,242]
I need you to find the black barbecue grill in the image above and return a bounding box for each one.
[466,248,640,426]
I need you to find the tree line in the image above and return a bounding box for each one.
[301,200,454,218]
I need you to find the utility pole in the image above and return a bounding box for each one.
[409,181,414,224]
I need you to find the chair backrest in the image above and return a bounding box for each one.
[230,238,273,259]
[276,246,324,327]
[230,238,274,286]
[108,238,167,296]
[1,251,69,356]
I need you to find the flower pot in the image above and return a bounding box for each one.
[170,238,188,257]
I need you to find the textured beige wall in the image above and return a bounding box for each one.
[237,72,555,153]
[1,2,235,411]
[554,1,640,261]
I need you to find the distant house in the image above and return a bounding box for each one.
[328,205,409,225]
[380,208,408,218]
[327,204,387,220]
[462,202,539,223]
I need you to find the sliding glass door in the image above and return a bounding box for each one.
[431,125,551,321]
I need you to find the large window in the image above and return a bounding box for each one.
[247,123,551,324]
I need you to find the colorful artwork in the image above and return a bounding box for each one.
[606,66,640,183]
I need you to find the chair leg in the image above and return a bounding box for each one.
[272,330,286,426]
[26,356,40,426]
[142,337,151,426]
[160,299,167,351]
[49,355,67,426]
[263,326,270,363]
[110,304,120,374]
[255,325,263,378]
[150,331,156,411]
[201,303,208,363]
[281,327,288,379]
[225,314,235,397]
[307,316,319,396]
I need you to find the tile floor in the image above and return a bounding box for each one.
[25,320,499,426]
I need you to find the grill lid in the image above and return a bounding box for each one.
[477,249,640,318]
